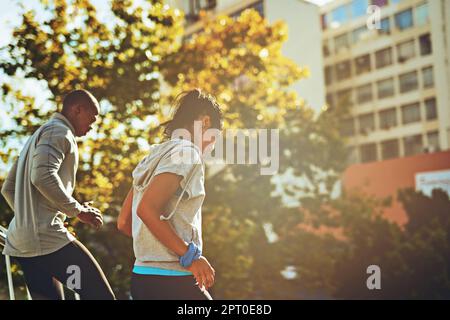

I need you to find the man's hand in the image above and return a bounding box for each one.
[187,256,215,290]
[77,202,103,229]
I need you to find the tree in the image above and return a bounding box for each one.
[1,0,184,298]
[1,2,349,299]
[328,188,450,299]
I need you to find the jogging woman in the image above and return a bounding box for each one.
[117,89,223,300]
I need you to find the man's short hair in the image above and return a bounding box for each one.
[62,89,99,113]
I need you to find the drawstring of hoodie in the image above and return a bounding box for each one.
[159,162,201,221]
[131,140,202,221]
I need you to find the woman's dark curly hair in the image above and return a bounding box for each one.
[164,88,223,137]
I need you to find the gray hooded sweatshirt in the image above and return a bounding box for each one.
[1,113,82,257]
[132,138,205,272]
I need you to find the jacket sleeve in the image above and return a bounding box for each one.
[1,157,19,211]
[30,126,84,217]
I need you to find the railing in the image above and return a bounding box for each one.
[0,225,17,300]
[1,224,78,300]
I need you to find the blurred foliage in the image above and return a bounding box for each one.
[1,0,448,300]
[328,188,450,299]
[1,0,184,299]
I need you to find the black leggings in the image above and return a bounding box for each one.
[14,240,115,300]
[131,273,211,300]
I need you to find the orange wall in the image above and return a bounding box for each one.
[342,151,450,225]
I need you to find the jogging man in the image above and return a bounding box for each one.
[1,89,115,300]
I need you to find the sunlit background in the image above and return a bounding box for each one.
[1,0,449,300]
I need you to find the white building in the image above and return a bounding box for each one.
[167,0,326,112]
[321,0,450,163]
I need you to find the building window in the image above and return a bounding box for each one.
[379,108,397,129]
[358,113,375,135]
[331,5,350,27]
[356,84,373,104]
[375,47,392,69]
[354,54,371,75]
[397,39,416,63]
[377,78,395,99]
[335,60,352,80]
[426,131,440,152]
[230,0,264,19]
[326,93,335,109]
[401,102,421,124]
[419,34,432,56]
[321,13,329,30]
[325,66,333,85]
[252,1,264,17]
[334,33,350,53]
[404,134,423,156]
[360,143,377,163]
[395,9,413,31]
[415,2,429,27]
[321,14,327,30]
[341,118,355,136]
[399,71,418,93]
[352,26,369,43]
[185,0,217,22]
[378,17,391,35]
[372,0,388,9]
[422,66,434,88]
[425,98,437,120]
[347,146,358,164]
[323,40,331,57]
[381,139,399,160]
[351,0,369,18]
[337,88,354,106]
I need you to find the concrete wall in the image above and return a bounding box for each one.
[429,0,450,151]
[342,150,450,225]
[265,0,326,112]
[171,0,326,113]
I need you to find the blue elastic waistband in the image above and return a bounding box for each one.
[132,265,192,276]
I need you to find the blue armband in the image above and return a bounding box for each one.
[179,242,202,268]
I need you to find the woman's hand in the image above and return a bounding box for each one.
[187,256,215,290]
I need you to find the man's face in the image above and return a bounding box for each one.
[73,104,100,137]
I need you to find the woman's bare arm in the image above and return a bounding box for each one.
[132,172,215,288]
[117,188,133,237]
[136,173,189,256]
